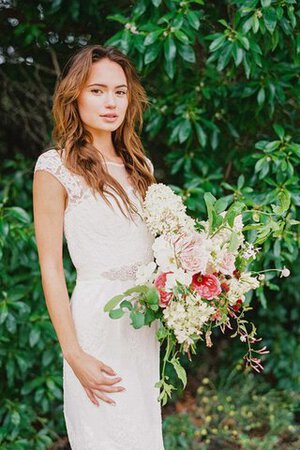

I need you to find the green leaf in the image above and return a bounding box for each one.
[204,192,217,231]
[156,325,169,340]
[144,30,163,46]
[120,300,133,311]
[170,356,187,387]
[209,34,226,52]
[144,44,161,64]
[273,124,285,139]
[164,35,176,61]
[178,44,196,63]
[257,87,265,106]
[217,43,233,71]
[194,122,207,147]
[123,285,148,296]
[164,56,175,79]
[144,308,157,325]
[237,174,245,189]
[186,11,201,30]
[109,308,125,319]
[232,44,244,66]
[0,303,8,325]
[271,190,291,215]
[236,35,250,51]
[215,197,229,213]
[174,30,189,45]
[130,310,145,329]
[263,7,277,34]
[104,294,125,312]
[225,202,245,227]
[178,119,192,143]
[229,231,239,252]
[29,327,41,347]
[145,288,159,305]
[6,207,30,224]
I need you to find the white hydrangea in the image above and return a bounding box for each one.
[233,214,244,232]
[162,295,216,349]
[142,183,195,236]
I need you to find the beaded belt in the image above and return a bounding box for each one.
[100,260,142,281]
[76,259,150,282]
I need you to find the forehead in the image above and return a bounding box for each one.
[86,58,127,86]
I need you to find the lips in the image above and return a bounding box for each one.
[101,114,118,118]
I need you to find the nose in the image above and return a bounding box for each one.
[104,92,117,108]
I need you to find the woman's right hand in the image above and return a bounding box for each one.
[67,350,125,406]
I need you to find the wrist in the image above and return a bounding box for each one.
[63,346,83,364]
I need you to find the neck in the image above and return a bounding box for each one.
[88,127,117,158]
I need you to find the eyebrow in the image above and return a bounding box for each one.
[87,83,128,88]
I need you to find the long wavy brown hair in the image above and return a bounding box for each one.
[52,44,156,220]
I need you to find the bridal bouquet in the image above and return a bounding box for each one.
[104,183,289,405]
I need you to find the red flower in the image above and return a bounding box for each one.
[233,269,241,279]
[221,282,230,293]
[191,273,222,300]
[232,299,243,311]
[154,272,174,308]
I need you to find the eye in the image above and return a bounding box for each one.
[116,90,127,95]
[91,89,103,94]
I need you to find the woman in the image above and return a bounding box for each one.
[33,45,164,449]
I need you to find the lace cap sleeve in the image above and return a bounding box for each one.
[34,149,91,211]
[34,149,71,193]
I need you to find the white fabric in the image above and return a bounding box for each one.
[34,149,164,450]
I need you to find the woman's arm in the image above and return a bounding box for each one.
[33,170,81,362]
[33,170,125,406]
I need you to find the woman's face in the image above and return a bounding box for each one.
[77,58,129,134]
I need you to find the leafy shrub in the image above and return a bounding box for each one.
[163,371,300,450]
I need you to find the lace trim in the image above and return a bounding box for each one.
[34,149,93,213]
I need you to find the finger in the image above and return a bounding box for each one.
[95,376,122,387]
[84,387,99,406]
[100,364,117,376]
[96,385,126,393]
[94,390,116,406]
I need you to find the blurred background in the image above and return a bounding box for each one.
[0,1,299,449]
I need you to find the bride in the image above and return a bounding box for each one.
[33,44,165,449]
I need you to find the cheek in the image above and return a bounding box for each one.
[77,94,99,122]
[120,97,129,116]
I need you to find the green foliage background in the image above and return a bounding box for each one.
[0,0,299,448]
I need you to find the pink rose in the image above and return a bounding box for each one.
[218,252,236,276]
[191,273,222,300]
[154,272,174,308]
[172,232,208,274]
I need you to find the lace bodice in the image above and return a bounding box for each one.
[34,149,155,282]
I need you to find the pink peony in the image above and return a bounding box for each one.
[154,272,174,308]
[172,232,208,274]
[218,251,236,276]
[191,273,222,300]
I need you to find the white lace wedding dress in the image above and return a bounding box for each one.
[34,149,165,450]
